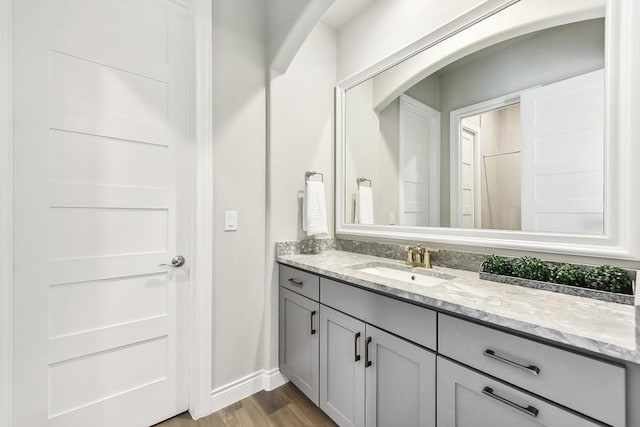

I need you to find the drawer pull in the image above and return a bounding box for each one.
[354,332,361,361]
[484,349,540,376]
[482,387,539,417]
[365,336,372,367]
[310,311,316,335]
[288,278,304,286]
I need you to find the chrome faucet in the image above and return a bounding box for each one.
[406,244,437,268]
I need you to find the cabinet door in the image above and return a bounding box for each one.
[437,357,601,427]
[365,325,436,427]
[279,287,319,404]
[320,305,365,427]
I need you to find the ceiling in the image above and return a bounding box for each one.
[321,0,375,30]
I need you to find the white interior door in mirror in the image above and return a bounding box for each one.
[520,69,604,234]
[399,95,441,227]
[459,121,480,229]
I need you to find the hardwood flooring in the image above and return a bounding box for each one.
[154,383,336,427]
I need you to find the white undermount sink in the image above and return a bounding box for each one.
[356,265,455,286]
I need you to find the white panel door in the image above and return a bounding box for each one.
[13,1,191,426]
[399,95,440,227]
[459,124,479,229]
[520,69,604,234]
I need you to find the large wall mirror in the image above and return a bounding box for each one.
[335,0,640,259]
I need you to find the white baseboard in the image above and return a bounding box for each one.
[209,368,289,414]
[264,368,288,391]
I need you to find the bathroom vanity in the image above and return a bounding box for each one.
[277,251,636,427]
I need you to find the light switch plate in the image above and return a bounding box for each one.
[224,211,238,231]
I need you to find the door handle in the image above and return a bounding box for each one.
[159,255,186,268]
[354,332,361,361]
[365,336,372,367]
[310,311,316,335]
[288,278,304,286]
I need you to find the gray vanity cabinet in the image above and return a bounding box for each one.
[279,262,628,427]
[436,357,600,427]
[279,287,319,405]
[319,304,436,427]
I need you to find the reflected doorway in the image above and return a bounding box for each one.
[460,103,522,230]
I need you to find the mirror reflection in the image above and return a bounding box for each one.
[344,17,605,235]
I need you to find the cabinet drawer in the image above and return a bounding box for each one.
[279,264,320,301]
[321,278,437,350]
[439,314,625,427]
[437,357,601,427]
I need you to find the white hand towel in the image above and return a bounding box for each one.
[303,181,328,236]
[358,186,374,225]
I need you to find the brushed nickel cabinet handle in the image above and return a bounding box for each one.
[365,336,372,367]
[288,278,304,286]
[482,387,539,417]
[484,349,540,376]
[354,332,361,362]
[310,311,316,335]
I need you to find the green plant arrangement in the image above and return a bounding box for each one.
[479,254,635,304]
[550,263,586,287]
[481,255,513,276]
[584,265,634,295]
[511,257,551,282]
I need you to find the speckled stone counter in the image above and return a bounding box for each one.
[277,250,640,365]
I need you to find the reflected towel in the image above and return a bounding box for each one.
[358,186,374,225]
[303,181,328,236]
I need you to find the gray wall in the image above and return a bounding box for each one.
[267,22,338,372]
[212,0,267,388]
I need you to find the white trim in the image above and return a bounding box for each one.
[210,369,288,414]
[336,0,640,260]
[398,95,441,227]
[188,0,214,420]
[0,0,13,425]
[264,368,289,391]
[449,91,521,227]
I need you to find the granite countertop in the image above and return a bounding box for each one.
[277,250,640,365]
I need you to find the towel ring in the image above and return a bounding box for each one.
[305,171,324,182]
[357,177,372,187]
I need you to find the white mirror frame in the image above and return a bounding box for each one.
[335,0,640,260]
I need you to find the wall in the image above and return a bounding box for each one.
[336,0,484,81]
[267,0,312,66]
[211,0,267,388]
[345,79,381,223]
[266,22,337,371]
[267,0,334,73]
[405,75,441,111]
[377,99,400,224]
[344,83,402,226]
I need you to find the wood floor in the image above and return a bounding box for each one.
[154,383,336,427]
